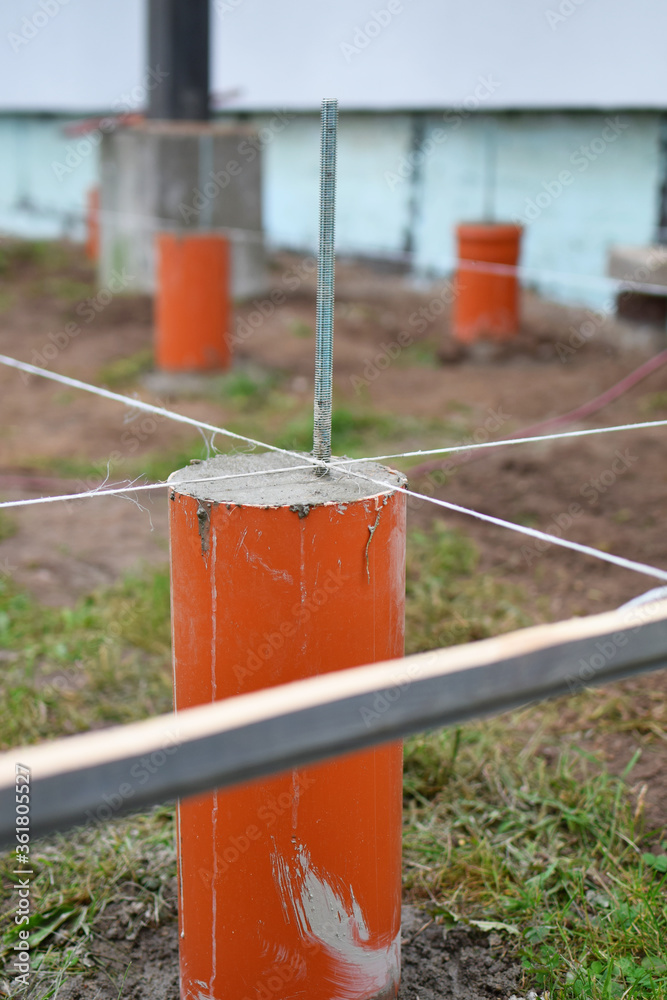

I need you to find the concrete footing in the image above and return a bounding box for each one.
[608,245,667,328]
[99,121,267,300]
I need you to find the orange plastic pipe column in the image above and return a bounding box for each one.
[85,188,100,261]
[452,223,523,343]
[168,453,407,1000]
[155,232,231,372]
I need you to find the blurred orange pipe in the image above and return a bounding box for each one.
[453,223,523,342]
[155,232,231,372]
[85,188,99,262]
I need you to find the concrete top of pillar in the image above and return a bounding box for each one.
[607,245,667,287]
[168,452,406,507]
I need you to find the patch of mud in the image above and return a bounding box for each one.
[398,906,525,1000]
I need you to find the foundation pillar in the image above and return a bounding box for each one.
[99,121,267,301]
[168,453,407,1000]
[155,232,231,371]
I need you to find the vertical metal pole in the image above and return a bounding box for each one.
[313,99,338,473]
[147,0,210,121]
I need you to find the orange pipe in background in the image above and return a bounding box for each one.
[85,188,100,261]
[452,223,523,342]
[168,453,407,1000]
[155,232,231,371]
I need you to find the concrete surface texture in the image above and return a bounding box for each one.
[98,121,267,300]
[168,452,406,506]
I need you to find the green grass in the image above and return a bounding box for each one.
[640,391,667,415]
[271,405,452,457]
[0,571,172,749]
[26,436,213,488]
[289,319,314,338]
[218,368,281,408]
[97,348,154,387]
[403,723,667,998]
[400,340,440,367]
[0,807,176,996]
[405,522,530,654]
[0,570,174,995]
[0,510,17,543]
[0,241,73,276]
[28,276,94,303]
[402,526,667,997]
[0,241,94,307]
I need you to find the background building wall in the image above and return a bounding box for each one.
[0,109,662,309]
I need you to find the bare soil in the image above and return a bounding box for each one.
[53,905,526,1000]
[2,250,666,616]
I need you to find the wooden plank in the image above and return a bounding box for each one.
[1,599,666,847]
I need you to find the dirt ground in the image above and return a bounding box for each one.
[2,251,666,616]
[1,246,667,998]
[54,905,526,1000]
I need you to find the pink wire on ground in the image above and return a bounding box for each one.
[409,348,667,478]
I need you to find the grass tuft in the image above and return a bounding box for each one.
[0,510,18,542]
[405,522,529,654]
[0,571,172,750]
[97,349,154,387]
[404,722,667,998]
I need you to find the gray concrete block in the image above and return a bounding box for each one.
[99,121,267,299]
[607,245,667,287]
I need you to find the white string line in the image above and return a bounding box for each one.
[452,256,667,298]
[340,469,667,584]
[338,419,667,466]
[1,353,665,581]
[1,431,665,582]
[0,464,320,510]
[2,410,667,511]
[15,199,667,296]
[0,353,321,471]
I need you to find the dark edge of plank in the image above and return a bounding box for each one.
[1,612,666,847]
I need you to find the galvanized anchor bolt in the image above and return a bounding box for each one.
[313,98,338,477]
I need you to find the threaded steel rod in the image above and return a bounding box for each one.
[313,98,338,473]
